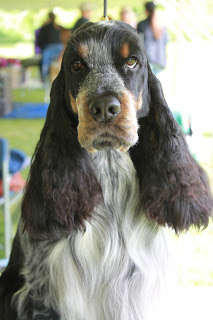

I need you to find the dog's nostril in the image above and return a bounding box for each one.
[90,104,104,120]
[89,96,121,122]
[93,106,101,115]
[108,105,120,115]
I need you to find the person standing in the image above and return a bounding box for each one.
[120,7,137,29]
[72,3,93,33]
[137,1,168,76]
[37,12,64,82]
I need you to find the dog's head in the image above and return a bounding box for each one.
[63,21,148,153]
[22,21,213,239]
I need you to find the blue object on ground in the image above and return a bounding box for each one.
[9,149,28,174]
[0,258,8,269]
[0,148,29,178]
[2,103,48,119]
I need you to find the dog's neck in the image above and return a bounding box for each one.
[90,150,137,212]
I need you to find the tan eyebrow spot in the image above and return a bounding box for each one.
[120,43,130,59]
[69,92,78,114]
[78,44,89,59]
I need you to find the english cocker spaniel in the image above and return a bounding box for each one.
[0,21,213,320]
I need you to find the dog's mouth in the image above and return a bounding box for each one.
[76,89,140,153]
[92,134,122,151]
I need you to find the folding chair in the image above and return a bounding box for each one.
[0,138,30,261]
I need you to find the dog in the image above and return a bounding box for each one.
[0,21,212,320]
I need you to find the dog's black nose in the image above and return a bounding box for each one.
[89,96,121,122]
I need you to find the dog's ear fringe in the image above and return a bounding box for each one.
[130,69,213,233]
[0,229,24,317]
[21,70,102,240]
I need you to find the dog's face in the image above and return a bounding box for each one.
[63,21,148,152]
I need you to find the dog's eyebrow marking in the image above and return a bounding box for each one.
[120,43,130,59]
[78,43,89,59]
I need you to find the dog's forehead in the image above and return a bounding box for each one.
[78,37,112,67]
[69,21,142,67]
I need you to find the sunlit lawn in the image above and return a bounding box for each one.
[0,118,44,156]
[0,88,213,286]
[13,88,45,104]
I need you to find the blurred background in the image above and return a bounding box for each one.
[0,0,213,318]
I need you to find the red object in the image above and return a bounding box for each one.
[7,58,21,65]
[0,58,8,67]
[0,173,26,196]
[0,58,21,68]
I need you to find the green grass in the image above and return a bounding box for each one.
[12,88,45,104]
[0,118,45,156]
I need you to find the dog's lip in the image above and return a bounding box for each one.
[92,133,122,150]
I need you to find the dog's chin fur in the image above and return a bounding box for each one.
[93,134,122,151]
[14,150,174,320]
[86,133,132,153]
[77,119,139,153]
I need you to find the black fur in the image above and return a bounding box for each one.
[0,232,24,319]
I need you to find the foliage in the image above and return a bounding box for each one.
[0,31,24,44]
[0,0,212,44]
[161,0,213,41]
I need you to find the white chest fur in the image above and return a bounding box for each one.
[47,151,172,320]
[17,150,172,320]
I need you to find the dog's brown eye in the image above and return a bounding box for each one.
[126,57,137,69]
[72,60,84,71]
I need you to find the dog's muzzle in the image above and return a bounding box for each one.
[76,68,139,153]
[89,95,121,123]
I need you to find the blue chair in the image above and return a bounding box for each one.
[0,138,30,261]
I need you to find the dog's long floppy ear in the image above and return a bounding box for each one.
[21,67,102,240]
[130,66,213,232]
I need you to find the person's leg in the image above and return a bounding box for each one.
[41,44,63,102]
[41,44,63,82]
[49,44,64,63]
